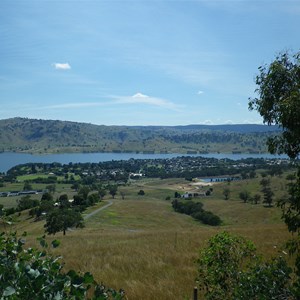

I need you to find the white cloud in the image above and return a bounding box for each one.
[132,92,148,98]
[201,120,214,125]
[197,90,204,95]
[224,120,234,124]
[111,92,183,111]
[53,63,71,70]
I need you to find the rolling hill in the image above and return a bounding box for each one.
[0,117,280,154]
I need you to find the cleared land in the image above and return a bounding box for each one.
[2,175,292,300]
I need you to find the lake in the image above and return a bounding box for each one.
[0,152,287,173]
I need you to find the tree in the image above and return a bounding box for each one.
[78,186,90,201]
[23,181,32,191]
[223,188,230,200]
[120,191,125,200]
[36,198,54,218]
[44,208,84,235]
[249,51,300,159]
[46,184,56,194]
[108,185,118,199]
[17,195,39,211]
[174,191,181,198]
[58,194,70,208]
[239,190,251,203]
[260,178,274,207]
[249,50,300,296]
[41,192,53,202]
[252,193,261,205]
[98,187,107,200]
[137,189,145,196]
[262,186,274,207]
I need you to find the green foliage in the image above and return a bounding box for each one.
[222,187,230,200]
[239,190,251,203]
[46,184,56,194]
[249,51,300,159]
[23,181,32,191]
[236,256,292,299]
[0,231,124,299]
[278,169,300,234]
[17,195,39,212]
[197,232,292,300]
[260,177,274,207]
[250,50,300,297]
[172,199,221,226]
[78,186,90,201]
[44,208,84,235]
[137,190,145,196]
[108,185,118,199]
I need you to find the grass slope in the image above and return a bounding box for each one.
[3,175,291,300]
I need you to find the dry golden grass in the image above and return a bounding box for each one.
[7,176,293,300]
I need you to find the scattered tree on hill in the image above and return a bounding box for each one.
[41,192,53,202]
[108,185,118,199]
[137,190,145,196]
[239,190,251,203]
[252,193,261,205]
[260,178,274,207]
[120,191,125,200]
[44,208,84,236]
[87,193,100,206]
[97,186,107,200]
[17,195,39,211]
[58,194,71,209]
[46,184,56,194]
[78,186,90,201]
[23,181,32,191]
[223,188,230,200]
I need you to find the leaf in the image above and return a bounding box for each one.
[53,291,63,300]
[28,268,40,278]
[83,272,94,284]
[3,286,16,296]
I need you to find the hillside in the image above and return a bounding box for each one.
[0,118,280,154]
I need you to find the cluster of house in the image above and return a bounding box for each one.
[181,191,207,198]
[0,190,46,197]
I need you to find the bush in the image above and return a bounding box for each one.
[137,190,145,195]
[197,232,292,299]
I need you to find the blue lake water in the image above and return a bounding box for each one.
[0,152,287,173]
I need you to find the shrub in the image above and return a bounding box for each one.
[197,232,292,299]
[137,190,145,196]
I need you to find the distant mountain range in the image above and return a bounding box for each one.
[0,118,280,154]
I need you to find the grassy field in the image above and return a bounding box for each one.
[2,175,293,300]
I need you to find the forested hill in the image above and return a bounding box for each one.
[0,118,280,154]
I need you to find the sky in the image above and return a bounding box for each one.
[0,0,299,126]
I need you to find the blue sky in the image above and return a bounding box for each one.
[1,0,299,126]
